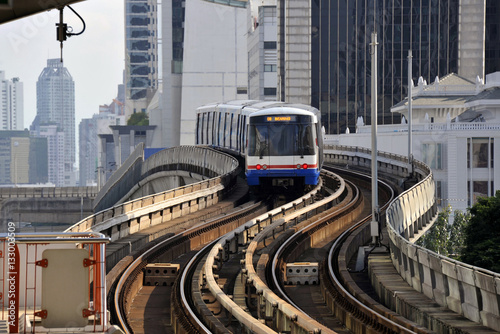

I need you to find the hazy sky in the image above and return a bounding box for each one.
[0,0,125,130]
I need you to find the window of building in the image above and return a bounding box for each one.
[467,138,494,168]
[264,41,277,49]
[237,87,247,94]
[264,87,276,96]
[435,180,442,206]
[264,64,277,72]
[468,180,494,206]
[422,142,443,169]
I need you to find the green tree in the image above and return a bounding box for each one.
[447,209,470,259]
[417,205,451,255]
[127,112,149,126]
[461,191,500,272]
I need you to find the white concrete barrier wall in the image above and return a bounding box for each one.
[325,145,500,331]
[65,147,239,240]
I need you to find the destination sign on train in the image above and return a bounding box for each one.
[266,116,295,122]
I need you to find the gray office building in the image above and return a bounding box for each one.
[34,59,75,185]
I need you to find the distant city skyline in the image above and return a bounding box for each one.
[0,0,124,131]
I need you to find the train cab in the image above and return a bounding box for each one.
[245,107,322,189]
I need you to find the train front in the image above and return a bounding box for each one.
[245,108,321,191]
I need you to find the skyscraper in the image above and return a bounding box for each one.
[0,71,24,131]
[33,59,75,186]
[278,0,489,135]
[178,0,248,144]
[485,0,500,75]
[248,3,278,101]
[124,0,158,116]
[147,0,248,147]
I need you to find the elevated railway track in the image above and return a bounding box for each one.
[50,145,500,334]
[109,166,500,333]
[111,168,411,333]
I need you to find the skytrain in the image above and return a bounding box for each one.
[195,100,324,192]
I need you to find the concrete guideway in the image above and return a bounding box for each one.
[328,145,500,332]
[0,146,239,333]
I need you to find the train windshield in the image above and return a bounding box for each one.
[248,116,315,157]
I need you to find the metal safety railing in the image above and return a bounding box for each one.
[0,231,109,333]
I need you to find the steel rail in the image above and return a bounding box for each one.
[270,178,360,319]
[113,199,267,333]
[324,169,422,334]
[203,170,348,333]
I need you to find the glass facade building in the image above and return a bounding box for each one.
[125,0,158,100]
[310,0,460,134]
[485,0,500,75]
[172,0,185,74]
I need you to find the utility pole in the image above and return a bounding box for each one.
[408,50,413,175]
[370,32,379,245]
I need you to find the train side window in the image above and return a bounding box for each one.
[217,112,222,146]
[212,112,216,144]
[203,113,210,144]
[196,114,201,144]
[236,114,241,152]
[201,113,205,144]
[231,113,238,150]
[223,113,228,147]
[229,114,233,148]
[206,112,210,145]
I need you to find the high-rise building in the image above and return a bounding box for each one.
[0,71,24,131]
[124,0,248,148]
[124,0,158,117]
[79,118,97,187]
[35,124,66,186]
[485,1,500,75]
[0,130,48,185]
[277,0,492,135]
[163,0,248,146]
[33,59,75,186]
[247,2,278,101]
[79,100,126,187]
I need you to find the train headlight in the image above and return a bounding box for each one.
[302,163,308,169]
[296,164,301,169]
[262,164,268,170]
[256,164,262,170]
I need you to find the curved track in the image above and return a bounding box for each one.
[112,197,271,333]
[111,166,442,334]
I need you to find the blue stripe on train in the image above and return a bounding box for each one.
[246,169,320,186]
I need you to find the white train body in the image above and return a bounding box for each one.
[195,100,323,190]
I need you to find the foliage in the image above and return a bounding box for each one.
[460,191,500,272]
[447,209,470,259]
[127,112,149,126]
[417,205,451,255]
[416,205,470,259]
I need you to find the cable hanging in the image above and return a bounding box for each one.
[56,5,86,62]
